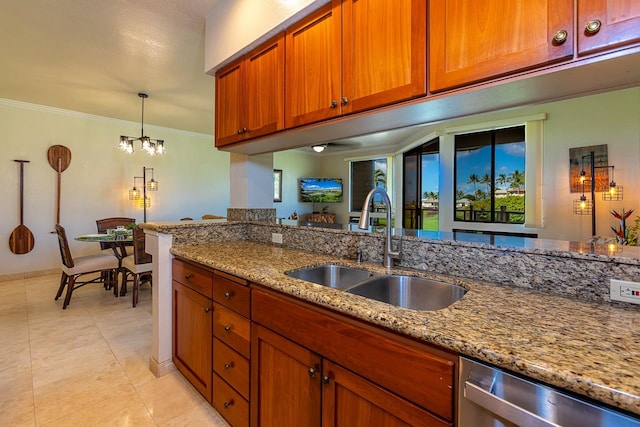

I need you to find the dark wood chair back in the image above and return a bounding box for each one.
[132,227,152,265]
[55,224,75,268]
[96,217,135,250]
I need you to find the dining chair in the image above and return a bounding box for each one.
[120,227,152,307]
[54,224,120,309]
[96,217,134,288]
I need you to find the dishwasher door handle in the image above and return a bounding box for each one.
[464,380,561,427]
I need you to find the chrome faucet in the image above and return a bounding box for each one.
[358,188,400,268]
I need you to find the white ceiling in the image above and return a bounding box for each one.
[0,0,222,135]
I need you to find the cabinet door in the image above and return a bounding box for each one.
[578,0,640,56]
[245,33,285,140]
[216,59,245,147]
[342,0,427,114]
[322,360,449,427]
[251,324,322,427]
[285,0,342,128]
[172,281,213,401]
[429,0,574,92]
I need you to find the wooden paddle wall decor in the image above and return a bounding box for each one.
[9,160,35,254]
[47,145,71,225]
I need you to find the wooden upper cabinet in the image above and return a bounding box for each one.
[215,33,284,147]
[285,1,342,128]
[342,0,427,114]
[578,0,640,56]
[215,59,244,146]
[429,0,574,92]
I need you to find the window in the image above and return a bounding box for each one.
[454,126,525,224]
[350,158,388,212]
[403,138,439,230]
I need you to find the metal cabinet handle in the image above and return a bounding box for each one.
[341,97,348,105]
[224,363,233,370]
[236,127,248,134]
[224,325,232,332]
[552,30,568,45]
[308,367,316,377]
[223,400,234,409]
[330,100,338,108]
[584,19,601,35]
[322,375,330,384]
[204,307,211,313]
[224,291,232,300]
[237,129,243,134]
[184,274,192,279]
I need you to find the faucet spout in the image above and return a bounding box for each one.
[358,188,400,268]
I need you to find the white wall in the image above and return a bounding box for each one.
[0,99,229,277]
[273,150,325,219]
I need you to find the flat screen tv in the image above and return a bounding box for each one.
[299,178,343,203]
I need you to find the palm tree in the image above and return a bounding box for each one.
[496,173,509,189]
[467,173,480,191]
[480,173,492,193]
[510,170,525,191]
[374,168,386,189]
[456,190,465,200]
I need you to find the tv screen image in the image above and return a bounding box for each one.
[299,178,343,203]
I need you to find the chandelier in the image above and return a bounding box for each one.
[119,93,166,155]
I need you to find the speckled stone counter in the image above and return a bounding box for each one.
[171,240,640,417]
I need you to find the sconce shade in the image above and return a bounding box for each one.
[602,183,623,201]
[129,187,141,200]
[573,196,592,215]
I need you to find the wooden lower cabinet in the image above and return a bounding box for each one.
[251,287,456,426]
[172,280,213,401]
[323,360,448,427]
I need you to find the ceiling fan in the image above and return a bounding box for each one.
[310,141,362,153]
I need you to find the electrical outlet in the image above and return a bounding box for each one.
[272,233,283,244]
[610,279,640,304]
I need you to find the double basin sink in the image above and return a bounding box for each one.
[286,264,466,311]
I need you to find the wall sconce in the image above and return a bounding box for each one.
[128,167,157,222]
[573,151,622,236]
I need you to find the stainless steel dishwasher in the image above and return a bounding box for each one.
[458,356,640,427]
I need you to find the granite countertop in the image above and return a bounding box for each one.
[171,240,640,416]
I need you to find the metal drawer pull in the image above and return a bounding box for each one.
[224,325,232,332]
[322,375,330,384]
[224,291,232,300]
[308,367,316,377]
[330,100,338,108]
[184,274,192,279]
[204,307,211,313]
[552,30,568,45]
[223,400,234,409]
[585,19,601,35]
[224,363,233,370]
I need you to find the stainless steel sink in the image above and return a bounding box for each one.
[285,264,373,290]
[345,275,466,311]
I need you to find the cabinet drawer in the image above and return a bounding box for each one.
[213,272,250,316]
[172,258,213,298]
[213,374,249,427]
[214,304,250,358]
[213,338,249,399]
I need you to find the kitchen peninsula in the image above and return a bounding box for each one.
[142,219,640,422]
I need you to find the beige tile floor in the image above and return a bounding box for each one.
[0,273,230,426]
